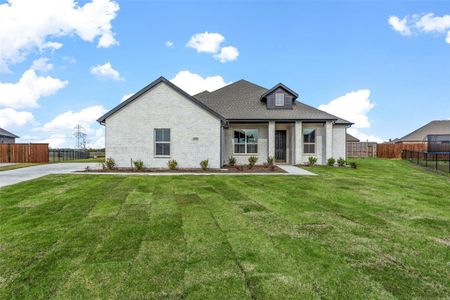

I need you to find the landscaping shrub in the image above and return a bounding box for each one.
[228,156,236,166]
[168,159,178,170]
[267,156,275,171]
[327,157,336,167]
[105,157,116,170]
[200,159,209,170]
[350,162,357,169]
[133,159,144,170]
[337,157,346,167]
[308,156,317,166]
[248,156,258,169]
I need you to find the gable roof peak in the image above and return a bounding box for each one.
[97,75,225,124]
[260,82,299,101]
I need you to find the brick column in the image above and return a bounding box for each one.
[294,121,303,164]
[268,121,275,158]
[325,121,333,160]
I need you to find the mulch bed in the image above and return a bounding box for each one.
[81,165,286,173]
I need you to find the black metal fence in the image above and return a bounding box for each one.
[49,149,90,162]
[402,150,450,173]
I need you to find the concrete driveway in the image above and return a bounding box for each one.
[0,163,100,188]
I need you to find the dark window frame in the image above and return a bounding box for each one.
[275,93,285,106]
[154,128,171,157]
[303,128,316,154]
[233,129,258,154]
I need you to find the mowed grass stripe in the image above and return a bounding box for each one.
[176,190,251,299]
[2,176,131,299]
[0,159,448,298]
[119,180,186,298]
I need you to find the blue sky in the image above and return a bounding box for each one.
[1,0,449,147]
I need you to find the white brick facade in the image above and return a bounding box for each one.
[105,82,221,168]
[223,123,268,165]
[102,78,350,168]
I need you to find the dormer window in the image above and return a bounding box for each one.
[275,93,284,106]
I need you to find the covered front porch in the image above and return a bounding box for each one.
[222,121,335,166]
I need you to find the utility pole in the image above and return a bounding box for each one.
[73,124,87,149]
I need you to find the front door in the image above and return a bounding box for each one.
[275,130,287,162]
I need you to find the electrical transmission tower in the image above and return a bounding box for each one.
[73,124,87,149]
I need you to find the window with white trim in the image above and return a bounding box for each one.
[275,93,285,106]
[303,129,316,154]
[234,129,258,154]
[155,128,170,156]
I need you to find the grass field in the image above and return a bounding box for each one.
[0,159,449,299]
[50,158,105,163]
[0,163,40,172]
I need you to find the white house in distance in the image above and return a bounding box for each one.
[97,77,352,168]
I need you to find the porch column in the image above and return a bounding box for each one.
[325,121,333,159]
[294,121,303,164]
[268,121,275,158]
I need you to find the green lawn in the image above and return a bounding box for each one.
[0,159,449,299]
[50,157,105,163]
[0,163,40,172]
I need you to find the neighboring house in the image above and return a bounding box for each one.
[98,76,353,168]
[0,128,19,144]
[396,120,450,143]
[346,133,360,143]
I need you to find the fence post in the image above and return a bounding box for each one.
[435,153,438,170]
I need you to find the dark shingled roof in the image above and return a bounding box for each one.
[194,79,352,124]
[397,120,450,142]
[346,133,360,142]
[0,127,19,138]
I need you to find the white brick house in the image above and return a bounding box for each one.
[98,77,352,168]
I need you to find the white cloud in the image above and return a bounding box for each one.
[31,58,53,72]
[389,13,450,43]
[37,105,106,133]
[90,62,123,80]
[170,70,230,95]
[88,128,105,148]
[165,40,174,48]
[186,32,239,63]
[97,32,118,48]
[0,108,34,128]
[213,46,239,63]
[121,93,135,102]
[41,41,63,51]
[42,134,67,148]
[347,128,384,143]
[0,69,68,109]
[319,89,383,142]
[319,89,375,129]
[34,105,106,148]
[187,32,224,53]
[416,13,450,33]
[388,16,411,36]
[0,0,120,72]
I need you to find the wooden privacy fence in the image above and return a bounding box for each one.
[0,143,49,163]
[376,143,427,159]
[347,142,377,158]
